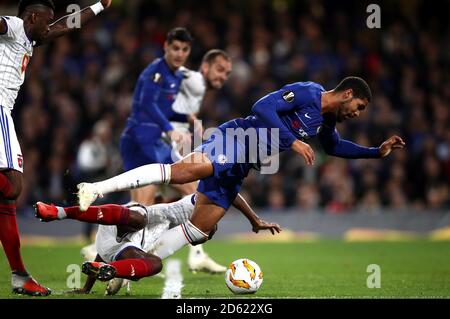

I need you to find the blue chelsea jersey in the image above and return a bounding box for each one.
[248,81,325,151]
[126,58,186,139]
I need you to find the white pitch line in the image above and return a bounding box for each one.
[161,259,183,299]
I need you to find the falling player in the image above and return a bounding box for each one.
[34,193,281,295]
[0,0,111,296]
[77,77,406,263]
[117,40,233,273]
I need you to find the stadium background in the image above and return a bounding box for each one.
[0,0,450,299]
[0,0,448,218]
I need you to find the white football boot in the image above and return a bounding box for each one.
[105,278,131,296]
[77,183,103,211]
[187,245,227,274]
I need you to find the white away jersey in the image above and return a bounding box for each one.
[0,16,34,111]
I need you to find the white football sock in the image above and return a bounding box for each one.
[151,225,190,260]
[94,164,171,195]
[56,206,67,220]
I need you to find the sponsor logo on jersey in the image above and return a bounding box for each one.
[97,208,104,220]
[282,91,295,103]
[292,120,301,129]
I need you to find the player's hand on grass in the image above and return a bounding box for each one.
[66,288,90,294]
[379,135,406,157]
[252,220,282,235]
[291,140,315,165]
[100,0,112,9]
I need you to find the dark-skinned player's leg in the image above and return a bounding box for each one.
[35,202,148,243]
[151,192,225,259]
[82,246,162,282]
[35,202,147,229]
[0,170,51,296]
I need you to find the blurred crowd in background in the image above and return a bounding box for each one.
[1,0,449,215]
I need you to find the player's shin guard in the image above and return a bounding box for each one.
[110,258,161,280]
[63,205,131,225]
[0,207,26,273]
[94,164,171,195]
[152,221,208,259]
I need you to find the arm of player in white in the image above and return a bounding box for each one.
[172,69,205,115]
[37,0,111,45]
[0,17,7,35]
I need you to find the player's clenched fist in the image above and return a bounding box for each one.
[291,139,315,166]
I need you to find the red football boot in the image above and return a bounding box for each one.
[34,202,59,222]
[12,277,51,296]
[82,261,116,281]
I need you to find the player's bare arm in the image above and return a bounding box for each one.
[39,0,111,45]
[0,17,7,34]
[232,194,282,235]
[291,139,315,166]
[379,135,406,157]
[67,254,105,294]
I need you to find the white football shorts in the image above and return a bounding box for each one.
[0,106,23,173]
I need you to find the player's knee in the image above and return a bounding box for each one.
[183,220,209,246]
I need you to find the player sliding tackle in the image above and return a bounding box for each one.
[77,77,405,261]
[35,193,280,294]
[0,0,111,297]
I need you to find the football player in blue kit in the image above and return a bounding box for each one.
[120,27,194,205]
[103,28,231,273]
[77,76,405,260]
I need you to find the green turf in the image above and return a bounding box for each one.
[1,240,449,298]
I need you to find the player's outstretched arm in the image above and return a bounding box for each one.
[67,254,104,294]
[232,194,282,235]
[39,0,111,45]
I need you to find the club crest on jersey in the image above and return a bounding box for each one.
[17,154,23,168]
[282,91,295,103]
[152,72,163,83]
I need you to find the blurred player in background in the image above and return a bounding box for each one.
[0,0,111,296]
[112,29,233,273]
[168,49,233,273]
[34,192,280,295]
[77,77,406,262]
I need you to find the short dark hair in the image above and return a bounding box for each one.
[18,0,55,16]
[334,76,372,102]
[166,27,193,45]
[202,49,230,64]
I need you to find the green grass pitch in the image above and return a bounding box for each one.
[1,240,449,298]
